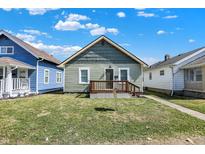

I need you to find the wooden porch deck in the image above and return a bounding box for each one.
[89,80,141,97]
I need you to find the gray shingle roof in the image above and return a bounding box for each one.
[182,55,205,68]
[0,30,61,64]
[149,47,205,69]
[0,57,36,69]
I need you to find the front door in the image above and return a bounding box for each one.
[105,69,113,89]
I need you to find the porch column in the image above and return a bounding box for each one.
[7,66,12,96]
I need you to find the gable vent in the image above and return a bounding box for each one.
[101,40,105,46]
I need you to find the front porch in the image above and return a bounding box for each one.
[0,57,35,98]
[89,80,141,98]
[0,78,30,98]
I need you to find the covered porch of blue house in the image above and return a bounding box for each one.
[0,57,35,98]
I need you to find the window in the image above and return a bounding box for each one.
[149,72,152,80]
[160,70,165,76]
[18,69,28,78]
[196,68,202,81]
[56,72,62,83]
[0,46,14,54]
[79,67,90,84]
[185,68,202,82]
[44,69,49,84]
[119,68,129,81]
[0,68,3,79]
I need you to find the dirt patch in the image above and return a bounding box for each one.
[37,111,50,117]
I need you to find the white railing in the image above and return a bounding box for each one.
[12,78,30,91]
[0,79,3,96]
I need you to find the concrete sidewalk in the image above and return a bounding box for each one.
[144,95,205,121]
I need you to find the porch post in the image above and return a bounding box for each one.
[7,66,12,96]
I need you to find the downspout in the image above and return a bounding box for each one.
[171,66,174,96]
[141,65,144,93]
[63,66,65,93]
[36,58,44,94]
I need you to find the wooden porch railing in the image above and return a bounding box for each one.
[89,80,141,96]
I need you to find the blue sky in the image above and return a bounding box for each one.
[0,8,205,64]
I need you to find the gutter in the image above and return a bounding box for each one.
[36,58,44,94]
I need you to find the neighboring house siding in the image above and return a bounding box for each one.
[64,40,143,92]
[144,67,173,90]
[172,50,205,91]
[38,60,63,93]
[28,70,37,92]
[173,70,184,91]
[0,35,37,66]
[0,35,37,92]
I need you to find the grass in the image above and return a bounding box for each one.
[145,90,205,114]
[1,93,205,144]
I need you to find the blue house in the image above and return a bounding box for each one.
[0,30,63,98]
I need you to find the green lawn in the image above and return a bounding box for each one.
[1,94,205,144]
[146,91,205,114]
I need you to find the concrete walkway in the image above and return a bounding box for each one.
[144,95,205,121]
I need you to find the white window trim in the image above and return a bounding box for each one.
[160,70,165,76]
[56,71,62,83]
[79,67,90,84]
[44,69,50,84]
[0,46,14,54]
[119,68,130,81]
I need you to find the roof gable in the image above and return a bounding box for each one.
[58,36,147,67]
[0,30,61,64]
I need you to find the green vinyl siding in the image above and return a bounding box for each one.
[64,40,143,92]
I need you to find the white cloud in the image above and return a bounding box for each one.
[54,20,84,31]
[22,29,48,36]
[28,42,81,57]
[137,11,155,17]
[120,43,130,47]
[54,13,118,36]
[163,15,178,19]
[188,39,195,43]
[85,23,100,29]
[66,13,90,21]
[157,30,166,35]
[16,33,36,42]
[141,57,159,65]
[90,27,107,36]
[90,27,119,36]
[117,12,126,18]
[106,28,119,35]
[2,8,12,11]
[26,8,58,15]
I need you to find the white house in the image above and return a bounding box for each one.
[144,47,205,98]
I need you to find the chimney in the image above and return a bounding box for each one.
[164,54,171,61]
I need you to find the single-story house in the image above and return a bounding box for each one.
[58,35,147,98]
[0,30,63,98]
[144,47,205,98]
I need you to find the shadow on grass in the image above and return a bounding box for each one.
[94,107,115,112]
